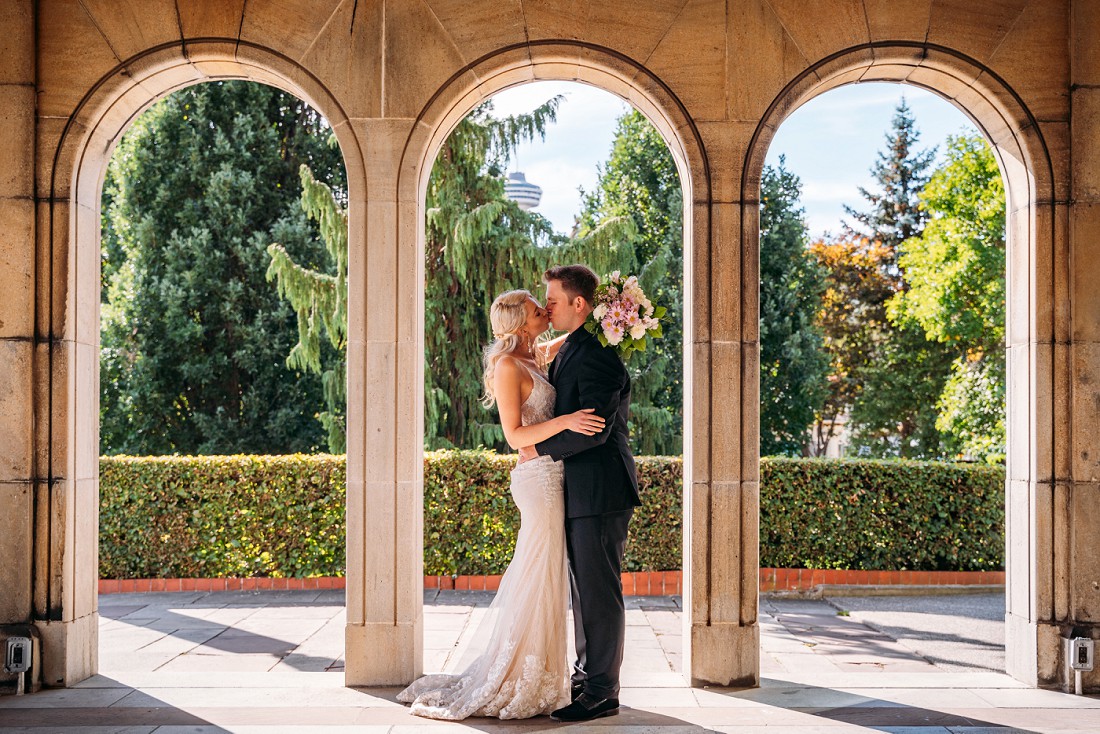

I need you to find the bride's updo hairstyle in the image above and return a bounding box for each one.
[482,289,535,408]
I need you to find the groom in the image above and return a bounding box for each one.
[526,264,640,722]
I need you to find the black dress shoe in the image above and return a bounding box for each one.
[550,692,619,722]
[570,682,584,702]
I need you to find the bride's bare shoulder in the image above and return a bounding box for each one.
[494,355,529,384]
[496,354,521,372]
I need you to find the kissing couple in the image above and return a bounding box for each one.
[398,264,641,721]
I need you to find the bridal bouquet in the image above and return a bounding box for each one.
[584,271,666,360]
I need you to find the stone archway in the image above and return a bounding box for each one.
[8,0,1092,696]
[346,40,752,687]
[742,43,1063,688]
[33,40,366,687]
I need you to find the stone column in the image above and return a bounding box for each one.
[31,113,102,689]
[683,121,760,687]
[343,118,424,686]
[0,0,37,672]
[1039,0,1100,693]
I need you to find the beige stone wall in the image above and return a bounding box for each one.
[0,0,36,652]
[1,0,1093,691]
[1067,0,1100,692]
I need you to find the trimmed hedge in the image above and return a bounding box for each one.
[760,458,1004,571]
[99,452,1004,579]
[423,451,681,574]
[99,455,346,579]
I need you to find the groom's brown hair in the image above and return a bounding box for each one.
[544,264,598,307]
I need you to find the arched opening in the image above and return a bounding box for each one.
[40,33,1064,694]
[415,78,687,683]
[40,41,363,687]
[382,42,717,687]
[744,45,1060,688]
[95,78,350,675]
[759,80,1008,672]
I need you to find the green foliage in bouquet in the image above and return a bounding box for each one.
[583,272,668,361]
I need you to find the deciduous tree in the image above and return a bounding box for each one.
[577,110,682,455]
[840,99,954,457]
[889,134,1006,461]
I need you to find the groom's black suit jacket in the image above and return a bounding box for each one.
[535,327,640,519]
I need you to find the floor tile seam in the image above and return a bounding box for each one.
[969,687,1100,709]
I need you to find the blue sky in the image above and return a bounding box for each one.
[488,81,979,239]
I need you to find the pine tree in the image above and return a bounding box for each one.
[99,81,346,455]
[839,98,955,458]
[758,158,828,456]
[576,110,683,455]
[423,98,635,449]
[843,97,937,271]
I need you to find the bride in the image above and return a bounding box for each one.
[397,289,604,720]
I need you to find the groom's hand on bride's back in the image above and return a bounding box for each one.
[562,408,605,436]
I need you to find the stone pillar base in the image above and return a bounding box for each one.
[35,613,97,687]
[686,622,759,687]
[1005,612,1086,690]
[344,622,422,687]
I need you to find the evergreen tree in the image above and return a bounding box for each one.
[577,110,683,455]
[100,81,346,455]
[266,166,349,452]
[424,98,634,449]
[840,98,955,458]
[846,324,955,458]
[758,158,828,456]
[424,98,561,449]
[843,97,937,268]
[264,98,634,452]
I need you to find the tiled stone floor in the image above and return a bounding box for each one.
[1,589,1097,732]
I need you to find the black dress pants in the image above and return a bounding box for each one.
[565,508,633,699]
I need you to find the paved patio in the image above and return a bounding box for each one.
[1,589,1097,732]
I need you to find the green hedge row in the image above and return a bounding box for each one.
[99,452,1004,579]
[99,454,346,579]
[423,451,681,575]
[759,457,1004,571]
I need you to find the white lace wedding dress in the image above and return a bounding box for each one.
[398,362,570,719]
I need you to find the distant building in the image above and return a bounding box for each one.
[504,171,542,210]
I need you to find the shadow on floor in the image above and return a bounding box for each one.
[99,592,343,673]
[0,676,231,732]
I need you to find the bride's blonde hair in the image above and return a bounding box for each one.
[482,289,542,408]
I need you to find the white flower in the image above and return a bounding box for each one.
[610,270,621,283]
[593,303,608,320]
[629,323,647,340]
[606,325,625,345]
